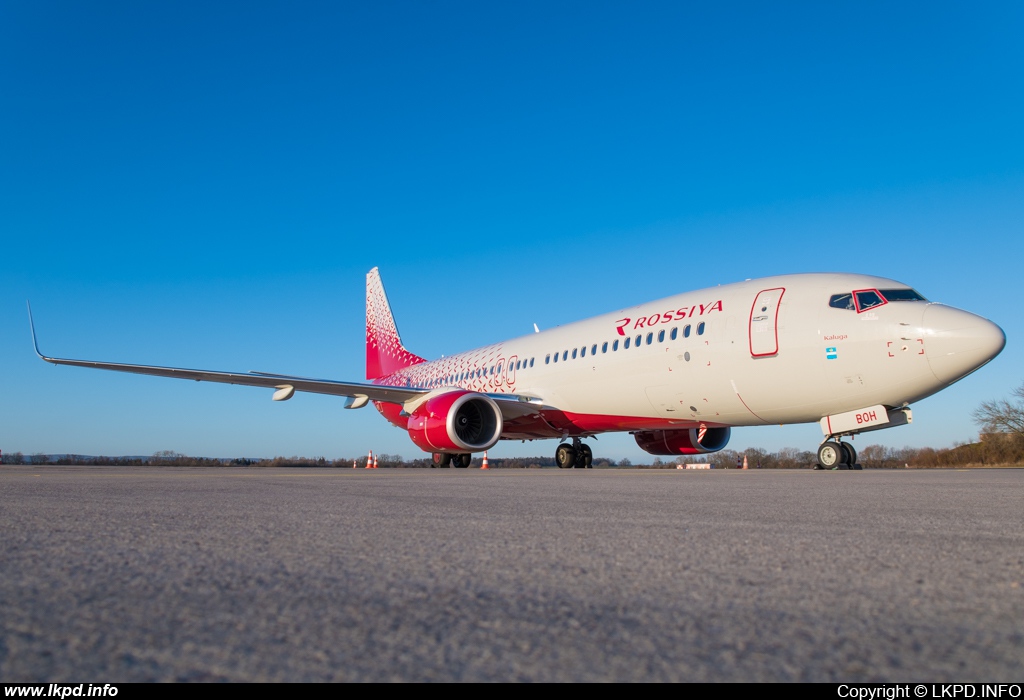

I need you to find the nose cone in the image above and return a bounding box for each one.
[923,304,1006,384]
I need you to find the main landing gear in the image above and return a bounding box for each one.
[555,438,593,469]
[815,440,862,470]
[431,453,472,468]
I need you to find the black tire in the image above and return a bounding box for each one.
[817,441,843,469]
[454,453,472,468]
[580,444,593,469]
[555,443,576,469]
[840,442,857,467]
[432,452,452,468]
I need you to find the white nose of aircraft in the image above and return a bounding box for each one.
[923,304,1006,384]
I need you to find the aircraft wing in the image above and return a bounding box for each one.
[28,304,427,405]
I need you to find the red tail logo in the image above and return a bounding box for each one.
[366,268,426,380]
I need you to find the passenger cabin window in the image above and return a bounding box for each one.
[624,337,631,349]
[613,339,619,351]
[602,342,608,353]
[562,350,568,361]
[697,322,705,335]
[683,325,691,338]
[591,344,598,355]
[572,348,577,359]
[545,354,550,364]
[634,334,641,347]
[580,346,586,358]
[658,330,665,342]
[670,327,677,340]
[553,352,558,363]
[646,332,653,345]
[529,358,534,367]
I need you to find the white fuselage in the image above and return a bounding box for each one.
[378,273,1004,437]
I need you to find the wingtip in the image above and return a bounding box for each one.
[26,301,47,361]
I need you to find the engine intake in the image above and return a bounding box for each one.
[634,426,731,455]
[407,391,503,453]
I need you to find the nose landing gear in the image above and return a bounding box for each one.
[555,438,593,469]
[815,440,862,470]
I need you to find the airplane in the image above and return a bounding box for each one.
[29,268,1005,469]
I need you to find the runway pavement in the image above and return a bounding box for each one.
[1,466,1021,682]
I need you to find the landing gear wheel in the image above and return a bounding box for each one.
[579,444,593,469]
[555,443,576,469]
[432,452,452,468]
[454,453,472,468]
[817,441,843,469]
[840,442,858,470]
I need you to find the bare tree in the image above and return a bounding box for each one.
[973,382,1024,437]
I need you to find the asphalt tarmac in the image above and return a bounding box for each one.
[1,466,1021,682]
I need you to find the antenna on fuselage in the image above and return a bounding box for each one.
[533,323,540,333]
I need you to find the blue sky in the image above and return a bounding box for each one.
[2,1,1022,461]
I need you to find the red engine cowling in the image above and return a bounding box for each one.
[634,427,731,455]
[407,391,503,453]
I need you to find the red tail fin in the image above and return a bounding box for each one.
[365,267,426,380]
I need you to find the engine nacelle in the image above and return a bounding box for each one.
[407,391,503,453]
[634,427,731,455]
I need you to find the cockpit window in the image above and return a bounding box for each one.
[880,288,927,302]
[854,289,886,312]
[829,293,854,310]
[831,288,927,311]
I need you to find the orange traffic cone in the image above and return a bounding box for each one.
[742,455,748,470]
[366,450,373,468]
[373,454,378,469]
[481,452,489,469]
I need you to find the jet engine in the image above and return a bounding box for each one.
[633,427,731,455]
[407,391,503,453]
